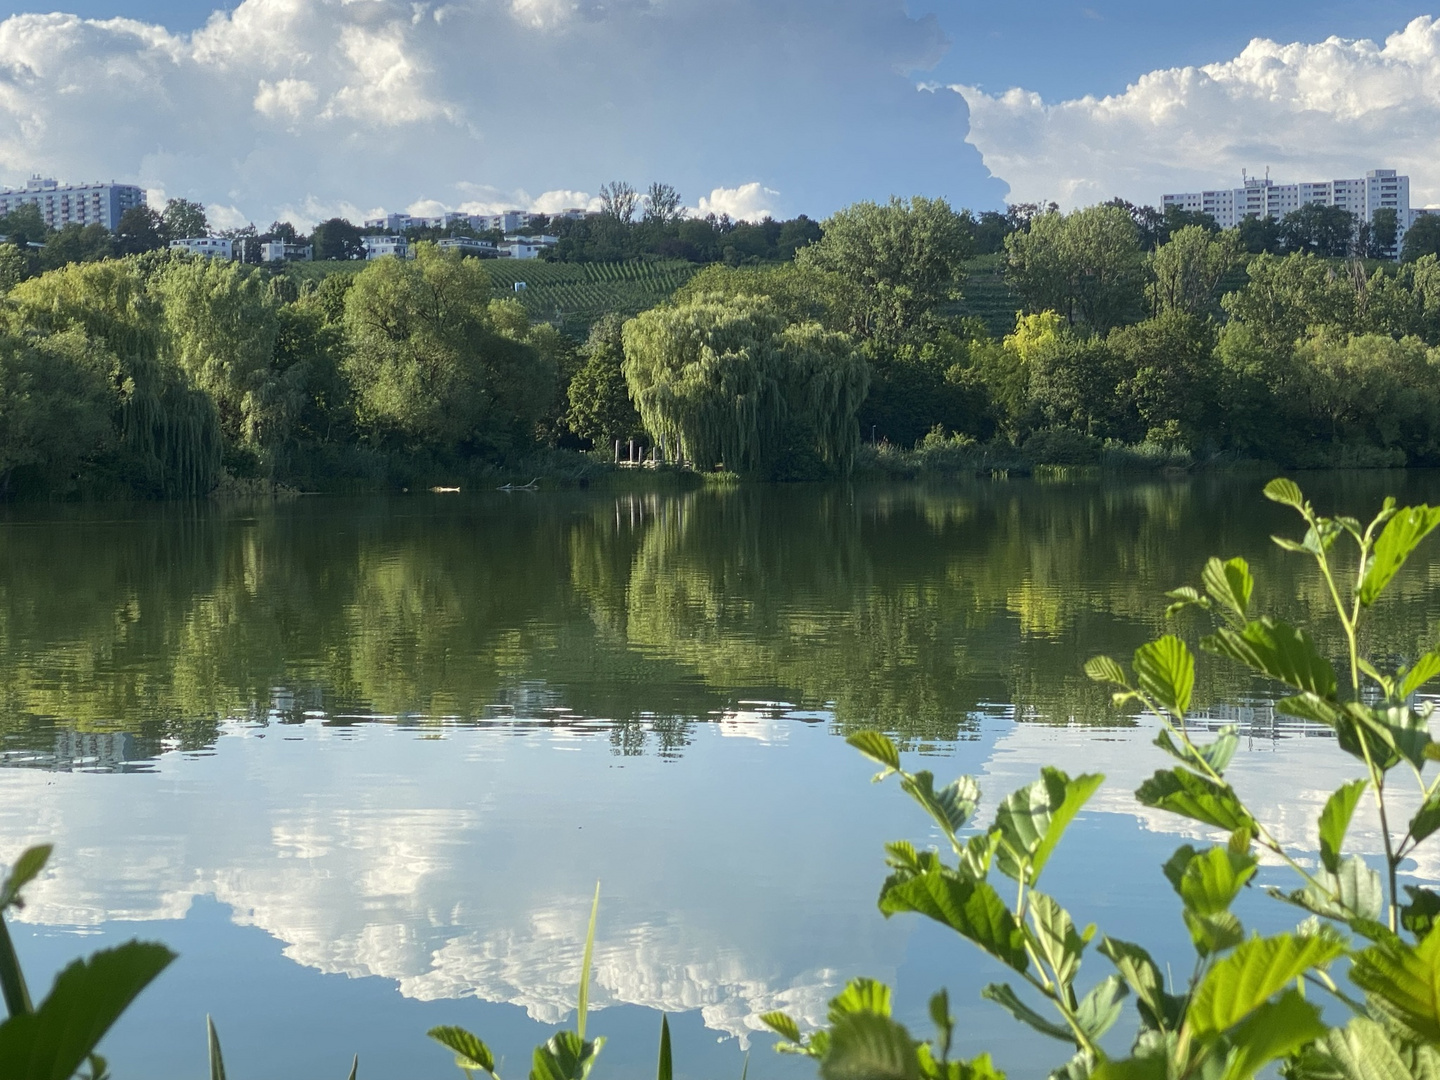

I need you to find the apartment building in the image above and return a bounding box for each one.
[0,176,145,232]
[362,235,410,259]
[500,234,558,260]
[260,240,312,262]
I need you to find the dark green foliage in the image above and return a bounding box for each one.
[1403,215,1440,263]
[160,198,208,243]
[565,314,644,448]
[312,218,365,261]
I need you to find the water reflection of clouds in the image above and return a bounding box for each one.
[3,706,1436,1051]
[0,718,907,1046]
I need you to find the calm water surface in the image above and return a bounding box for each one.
[5,475,1440,1078]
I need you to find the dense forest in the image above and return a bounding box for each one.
[5,187,1440,497]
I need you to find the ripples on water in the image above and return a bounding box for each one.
[4,475,1440,1077]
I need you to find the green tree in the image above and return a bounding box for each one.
[1221,253,1357,352]
[598,181,639,224]
[0,204,49,248]
[1369,207,1400,257]
[1109,310,1219,448]
[642,183,684,226]
[1402,215,1440,263]
[39,223,114,271]
[0,329,115,497]
[343,244,554,454]
[115,206,165,256]
[1147,225,1241,317]
[1279,203,1356,257]
[153,257,283,449]
[622,293,868,476]
[797,196,970,342]
[311,218,365,261]
[1004,205,1145,333]
[1237,214,1283,254]
[0,245,27,292]
[160,198,209,242]
[566,314,643,449]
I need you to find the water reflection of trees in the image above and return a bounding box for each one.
[4,474,1440,762]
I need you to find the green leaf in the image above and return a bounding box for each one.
[656,1014,672,1080]
[1202,557,1253,625]
[880,868,1029,973]
[1289,1016,1417,1080]
[1403,888,1440,941]
[1350,925,1440,1041]
[1202,619,1337,698]
[979,983,1072,1042]
[1320,781,1367,874]
[1263,478,1306,511]
[1028,891,1086,989]
[1410,792,1440,853]
[928,989,953,1062]
[1154,727,1239,776]
[1277,692,1343,727]
[1182,909,1245,957]
[828,978,892,1022]
[820,1011,920,1080]
[1219,988,1327,1080]
[847,731,901,773]
[1133,636,1194,717]
[1360,505,1440,607]
[0,846,52,911]
[899,772,979,841]
[993,768,1105,885]
[1135,768,1255,832]
[1084,656,1129,687]
[1189,932,1345,1035]
[1401,652,1440,700]
[1164,586,1207,619]
[759,1012,803,1046]
[208,1016,226,1080]
[1166,844,1256,917]
[1273,856,1384,926]
[1074,975,1127,1041]
[1098,937,1177,1031]
[346,1053,358,1080]
[530,1031,603,1080]
[1092,1056,1168,1080]
[577,882,599,1041]
[429,1027,497,1077]
[1339,703,1431,773]
[0,941,175,1080]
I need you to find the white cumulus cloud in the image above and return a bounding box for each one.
[693,182,780,222]
[956,15,1440,210]
[0,0,957,229]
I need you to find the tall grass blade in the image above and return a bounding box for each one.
[577,881,600,1041]
[739,1050,749,1080]
[207,1015,227,1080]
[656,1014,672,1080]
[346,1052,358,1080]
[0,915,32,1017]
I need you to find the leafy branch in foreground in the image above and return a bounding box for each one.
[0,844,174,1080]
[761,480,1440,1080]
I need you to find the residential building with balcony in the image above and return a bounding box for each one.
[0,176,145,232]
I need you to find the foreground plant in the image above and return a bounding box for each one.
[760,479,1440,1079]
[0,844,173,1080]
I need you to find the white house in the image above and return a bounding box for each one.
[500,234,558,259]
[437,236,497,257]
[170,236,233,259]
[363,235,410,259]
[260,240,312,262]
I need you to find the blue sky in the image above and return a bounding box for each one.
[0,0,1433,226]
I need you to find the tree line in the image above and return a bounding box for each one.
[8,190,1440,496]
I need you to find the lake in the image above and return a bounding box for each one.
[3,474,1440,1079]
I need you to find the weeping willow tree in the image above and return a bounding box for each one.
[621,293,868,476]
[5,259,221,495]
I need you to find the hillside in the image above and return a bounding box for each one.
[283,257,698,338]
[951,253,1020,338]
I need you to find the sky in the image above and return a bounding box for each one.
[0,0,1434,227]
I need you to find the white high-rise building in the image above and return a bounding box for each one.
[1163,169,1410,231]
[0,176,146,232]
